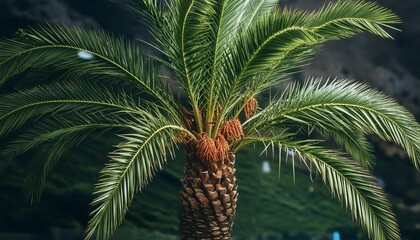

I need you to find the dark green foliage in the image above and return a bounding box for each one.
[0,0,418,239]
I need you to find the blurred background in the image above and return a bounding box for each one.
[0,0,418,239]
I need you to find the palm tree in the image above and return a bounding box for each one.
[0,0,419,239]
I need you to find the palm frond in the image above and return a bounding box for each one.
[173,0,206,132]
[0,80,165,137]
[0,84,156,195]
[19,115,130,203]
[309,0,400,39]
[317,127,375,168]
[218,0,399,120]
[119,0,174,66]
[0,24,176,112]
[238,0,278,31]
[0,110,133,172]
[120,0,165,34]
[245,79,420,169]
[283,141,400,240]
[206,0,279,109]
[219,9,314,108]
[86,116,190,240]
[134,0,205,131]
[238,132,400,239]
[204,0,246,119]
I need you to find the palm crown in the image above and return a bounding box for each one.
[0,0,419,239]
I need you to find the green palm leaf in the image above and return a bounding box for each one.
[0,80,162,137]
[220,9,314,108]
[310,0,400,39]
[317,127,375,168]
[245,79,420,169]
[134,0,205,131]
[238,134,400,240]
[220,0,399,116]
[20,117,129,203]
[0,81,162,189]
[238,0,278,31]
[0,114,130,170]
[0,24,175,111]
[86,116,190,239]
[202,0,248,132]
[285,142,399,240]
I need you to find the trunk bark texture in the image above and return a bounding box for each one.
[180,150,238,240]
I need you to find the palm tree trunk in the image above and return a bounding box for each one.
[180,149,238,240]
